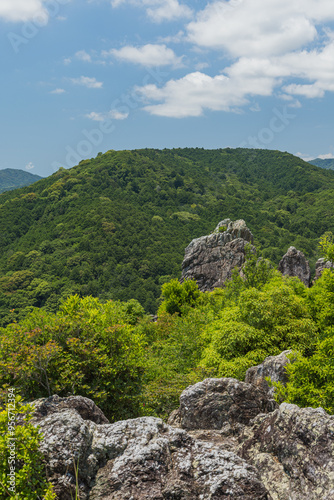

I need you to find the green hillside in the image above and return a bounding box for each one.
[309,158,334,170]
[0,147,334,325]
[0,168,42,193]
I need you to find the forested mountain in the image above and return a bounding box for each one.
[309,158,334,170]
[0,168,42,193]
[0,147,334,325]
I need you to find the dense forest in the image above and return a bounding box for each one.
[309,158,334,170]
[0,148,334,325]
[1,148,334,499]
[0,169,42,194]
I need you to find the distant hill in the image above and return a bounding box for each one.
[0,168,42,193]
[0,147,334,325]
[309,158,334,170]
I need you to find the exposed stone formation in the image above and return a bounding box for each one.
[31,352,334,500]
[245,350,294,398]
[314,257,333,282]
[181,218,254,292]
[278,246,311,287]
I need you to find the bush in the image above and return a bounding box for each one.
[158,279,201,316]
[0,296,148,422]
[0,393,56,499]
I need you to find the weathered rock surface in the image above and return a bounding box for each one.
[33,353,334,500]
[168,377,277,430]
[314,257,333,281]
[240,403,334,499]
[181,219,254,291]
[278,246,311,286]
[33,398,269,499]
[245,350,294,398]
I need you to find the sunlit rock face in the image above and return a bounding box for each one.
[32,352,334,499]
[278,246,311,286]
[181,218,254,291]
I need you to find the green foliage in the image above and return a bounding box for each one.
[273,268,334,413]
[0,394,56,499]
[319,231,334,264]
[0,148,334,323]
[0,296,148,422]
[200,275,316,380]
[158,279,201,316]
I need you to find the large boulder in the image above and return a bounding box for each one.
[31,354,334,500]
[181,219,254,291]
[278,246,311,286]
[168,377,277,430]
[32,397,269,499]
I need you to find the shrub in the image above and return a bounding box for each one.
[0,394,56,499]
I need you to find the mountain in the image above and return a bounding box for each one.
[0,168,42,193]
[0,147,334,324]
[309,158,334,170]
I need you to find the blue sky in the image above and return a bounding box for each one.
[1,0,334,177]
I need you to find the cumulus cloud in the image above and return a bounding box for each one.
[110,0,192,22]
[137,28,334,117]
[107,44,183,67]
[187,0,334,57]
[137,71,253,117]
[86,110,129,121]
[0,0,48,22]
[25,162,35,170]
[70,76,103,89]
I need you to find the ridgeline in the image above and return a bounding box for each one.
[0,147,334,324]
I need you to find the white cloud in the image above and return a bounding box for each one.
[75,50,92,63]
[25,162,35,170]
[137,71,254,117]
[318,153,334,159]
[110,0,192,22]
[137,35,334,117]
[0,0,48,22]
[64,58,72,65]
[296,152,316,161]
[86,110,129,121]
[70,76,103,89]
[107,44,183,67]
[50,88,66,94]
[187,0,334,57]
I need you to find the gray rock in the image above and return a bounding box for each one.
[33,402,269,499]
[181,219,254,292]
[167,377,277,431]
[278,246,311,287]
[31,357,334,500]
[245,351,294,398]
[240,403,334,499]
[314,258,333,281]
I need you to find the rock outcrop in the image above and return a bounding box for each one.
[278,246,311,286]
[32,353,334,500]
[33,397,269,499]
[314,257,333,281]
[278,247,311,287]
[181,219,254,291]
[245,350,294,398]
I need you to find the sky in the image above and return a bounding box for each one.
[1,0,334,177]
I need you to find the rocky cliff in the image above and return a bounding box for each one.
[181,219,254,292]
[278,246,311,287]
[31,352,334,499]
